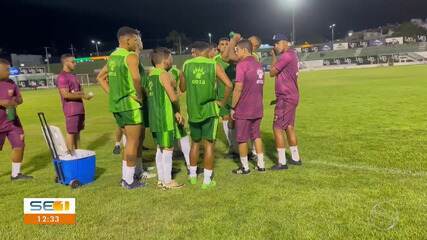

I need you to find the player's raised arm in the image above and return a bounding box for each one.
[97,64,110,93]
[126,53,142,102]
[216,63,233,107]
[223,34,241,62]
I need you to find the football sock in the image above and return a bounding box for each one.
[162,150,173,184]
[189,166,197,178]
[290,146,300,161]
[122,160,126,180]
[277,148,287,165]
[155,148,164,183]
[121,135,127,147]
[257,153,265,169]
[115,142,120,147]
[203,169,213,184]
[11,162,21,177]
[180,136,191,169]
[240,156,249,171]
[124,166,135,185]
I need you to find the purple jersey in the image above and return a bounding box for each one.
[234,56,264,119]
[56,71,84,117]
[273,49,300,104]
[0,79,22,132]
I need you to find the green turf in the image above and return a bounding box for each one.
[1,65,427,239]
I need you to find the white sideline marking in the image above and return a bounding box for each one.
[308,160,427,177]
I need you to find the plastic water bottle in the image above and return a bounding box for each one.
[6,107,16,121]
[6,89,15,121]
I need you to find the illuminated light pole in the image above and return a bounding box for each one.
[91,40,101,56]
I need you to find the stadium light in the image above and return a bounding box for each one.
[288,0,297,44]
[208,33,212,44]
[91,40,101,56]
[329,24,336,46]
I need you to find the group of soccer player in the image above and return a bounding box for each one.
[94,26,302,190]
[0,26,302,190]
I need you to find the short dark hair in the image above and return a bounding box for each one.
[237,40,253,53]
[117,26,140,40]
[190,41,209,51]
[0,58,10,66]
[60,53,74,63]
[250,35,262,45]
[150,47,171,66]
[218,37,229,44]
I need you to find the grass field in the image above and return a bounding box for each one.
[1,65,427,239]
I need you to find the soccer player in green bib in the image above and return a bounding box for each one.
[147,48,184,189]
[215,37,238,157]
[169,65,191,170]
[179,41,233,189]
[98,26,145,189]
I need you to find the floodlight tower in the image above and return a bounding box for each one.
[91,40,101,56]
[289,0,297,44]
[329,24,336,46]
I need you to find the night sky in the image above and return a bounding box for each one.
[1,0,427,55]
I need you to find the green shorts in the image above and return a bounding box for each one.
[142,102,149,128]
[175,122,187,140]
[113,109,143,128]
[189,117,219,142]
[152,131,175,149]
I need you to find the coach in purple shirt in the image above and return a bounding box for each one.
[0,58,32,181]
[56,54,92,154]
[270,34,302,170]
[230,39,265,174]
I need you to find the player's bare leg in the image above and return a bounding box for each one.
[161,147,183,189]
[75,133,80,149]
[232,142,251,174]
[113,127,123,154]
[11,145,32,180]
[285,126,301,165]
[202,140,216,189]
[122,125,141,185]
[188,141,200,184]
[254,138,265,171]
[66,133,76,154]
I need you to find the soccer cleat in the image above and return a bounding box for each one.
[271,164,289,171]
[11,173,33,181]
[162,180,184,190]
[188,176,197,185]
[232,167,250,175]
[157,181,164,188]
[121,180,146,190]
[254,166,266,172]
[113,145,121,154]
[288,159,302,166]
[201,180,216,190]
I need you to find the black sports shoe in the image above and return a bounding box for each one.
[121,180,146,190]
[232,167,250,175]
[11,173,33,181]
[288,159,302,165]
[113,145,121,154]
[255,166,266,172]
[271,164,289,171]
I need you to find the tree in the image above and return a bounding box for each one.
[392,22,427,37]
[166,30,190,54]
